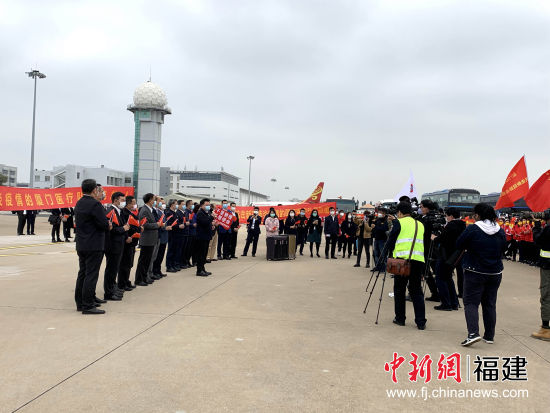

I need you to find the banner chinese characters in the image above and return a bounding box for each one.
[0,186,134,211]
[234,202,337,223]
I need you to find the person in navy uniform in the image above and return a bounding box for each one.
[196,198,214,276]
[26,210,37,235]
[74,179,111,314]
[324,207,339,259]
[61,207,74,241]
[118,195,139,291]
[229,202,240,259]
[295,208,308,255]
[242,207,262,257]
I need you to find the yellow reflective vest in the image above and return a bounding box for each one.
[392,216,425,263]
[541,249,550,259]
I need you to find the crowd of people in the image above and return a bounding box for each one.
[22,177,549,344]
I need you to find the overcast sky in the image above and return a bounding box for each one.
[1,0,549,203]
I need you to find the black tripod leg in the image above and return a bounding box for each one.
[375,271,388,324]
[363,271,381,313]
[365,269,376,292]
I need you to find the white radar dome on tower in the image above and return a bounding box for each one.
[132,81,168,109]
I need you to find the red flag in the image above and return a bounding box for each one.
[157,214,164,226]
[131,232,141,239]
[106,209,120,226]
[127,214,140,227]
[495,156,529,210]
[140,217,147,226]
[524,170,550,212]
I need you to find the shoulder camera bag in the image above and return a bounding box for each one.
[386,220,418,277]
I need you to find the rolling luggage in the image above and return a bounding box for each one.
[266,235,289,261]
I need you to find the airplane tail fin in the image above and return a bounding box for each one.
[302,182,324,203]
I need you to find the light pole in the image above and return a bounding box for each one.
[246,155,255,205]
[26,69,46,188]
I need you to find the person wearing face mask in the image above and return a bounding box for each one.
[277,204,285,235]
[103,191,130,301]
[181,200,194,267]
[207,203,219,263]
[74,179,111,314]
[355,212,375,268]
[242,207,262,257]
[306,209,323,257]
[431,207,466,311]
[264,208,280,238]
[175,200,188,269]
[118,195,140,291]
[165,200,182,273]
[324,207,339,259]
[372,209,391,270]
[216,200,232,260]
[284,210,298,236]
[229,202,240,259]
[195,198,214,276]
[340,213,358,259]
[337,210,346,253]
[135,193,163,286]
[152,197,171,278]
[146,196,164,281]
[295,209,308,256]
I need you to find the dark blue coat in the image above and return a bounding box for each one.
[456,224,506,274]
[323,215,339,236]
[196,209,213,241]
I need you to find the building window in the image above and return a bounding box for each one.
[125,177,131,184]
[45,176,50,182]
[77,172,80,179]
[34,175,40,182]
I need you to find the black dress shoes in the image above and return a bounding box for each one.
[167,267,178,273]
[393,318,405,326]
[104,295,122,301]
[136,281,148,286]
[145,278,155,284]
[82,308,105,314]
[196,271,210,277]
[231,256,238,259]
[124,286,133,291]
[94,298,107,304]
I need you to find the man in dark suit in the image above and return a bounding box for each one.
[229,202,240,259]
[217,200,232,260]
[12,210,27,235]
[324,207,339,259]
[135,193,161,286]
[61,207,74,241]
[165,200,181,273]
[242,207,262,257]
[196,198,214,276]
[103,191,130,301]
[74,179,111,314]
[118,195,139,291]
[26,210,37,235]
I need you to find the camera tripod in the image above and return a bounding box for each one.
[363,241,391,324]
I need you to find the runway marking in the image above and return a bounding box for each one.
[0,250,75,258]
[0,242,59,250]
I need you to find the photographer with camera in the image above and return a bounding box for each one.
[372,209,392,270]
[431,207,466,311]
[532,211,550,341]
[386,202,427,330]
[419,200,442,302]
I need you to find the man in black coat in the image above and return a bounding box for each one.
[103,191,130,301]
[118,195,140,291]
[324,207,339,259]
[242,207,262,257]
[74,179,110,314]
[419,200,441,302]
[12,210,27,235]
[61,207,74,241]
[432,207,466,311]
[229,202,240,259]
[135,193,161,286]
[195,198,214,276]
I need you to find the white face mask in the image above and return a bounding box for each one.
[290,213,295,217]
[231,206,236,212]
[132,205,138,210]
[253,210,259,215]
[330,211,335,216]
[119,201,126,208]
[161,204,166,210]
[340,213,345,217]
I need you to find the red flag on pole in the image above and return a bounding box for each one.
[524,170,550,212]
[106,209,120,226]
[140,217,147,226]
[127,214,140,227]
[495,156,529,210]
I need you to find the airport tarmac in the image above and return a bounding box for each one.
[0,214,548,413]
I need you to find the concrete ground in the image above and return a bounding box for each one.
[0,214,548,413]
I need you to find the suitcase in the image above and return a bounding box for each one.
[266,235,289,260]
[287,235,296,259]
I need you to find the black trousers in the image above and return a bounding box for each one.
[463,270,502,340]
[243,232,259,256]
[118,243,136,288]
[135,245,154,283]
[297,229,307,253]
[342,236,355,257]
[324,235,337,258]
[456,264,464,297]
[230,231,238,257]
[309,242,320,254]
[51,223,61,240]
[104,250,123,297]
[17,214,27,235]
[76,250,104,310]
[434,259,459,308]
[63,221,72,239]
[182,235,193,265]
[195,239,210,273]
[356,238,372,266]
[153,242,167,274]
[393,260,426,326]
[166,232,182,269]
[424,259,439,298]
[217,232,231,258]
[189,236,197,265]
[26,214,35,234]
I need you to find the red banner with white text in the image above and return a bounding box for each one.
[0,186,134,211]
[234,202,337,224]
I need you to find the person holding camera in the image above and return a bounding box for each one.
[418,200,441,302]
[432,207,466,311]
[456,203,506,346]
[386,202,427,330]
[372,210,391,270]
[532,211,550,341]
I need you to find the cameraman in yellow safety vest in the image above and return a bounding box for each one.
[386,201,427,330]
